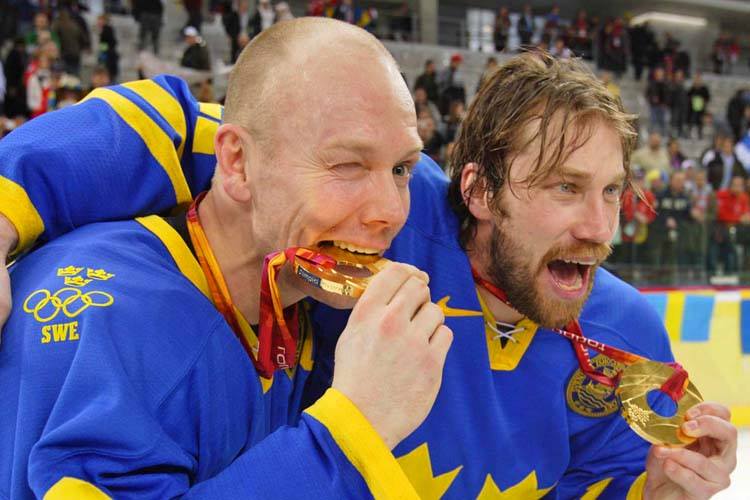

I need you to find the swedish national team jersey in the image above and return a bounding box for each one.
[310,160,674,499]
[0,75,673,498]
[0,215,415,498]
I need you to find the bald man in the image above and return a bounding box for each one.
[0,19,451,498]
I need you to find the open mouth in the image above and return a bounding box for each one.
[546,258,595,295]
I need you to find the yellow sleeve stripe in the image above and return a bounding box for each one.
[122,80,187,160]
[625,472,647,500]
[199,102,223,121]
[80,88,193,206]
[0,176,45,255]
[44,477,110,500]
[305,388,419,499]
[136,215,210,299]
[193,116,218,155]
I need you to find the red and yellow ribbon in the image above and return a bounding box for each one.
[472,268,689,401]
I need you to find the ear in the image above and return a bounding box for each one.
[460,163,493,221]
[214,123,252,203]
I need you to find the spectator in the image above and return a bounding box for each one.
[734,129,750,173]
[437,53,465,116]
[417,112,444,164]
[668,69,688,138]
[493,7,510,53]
[711,175,750,273]
[442,99,464,144]
[333,0,356,24]
[56,73,82,109]
[476,57,497,92]
[223,0,251,63]
[601,17,627,77]
[688,169,715,268]
[650,171,693,266]
[25,12,59,54]
[414,59,438,104]
[25,52,58,118]
[52,8,88,76]
[632,131,670,176]
[550,38,571,59]
[184,0,203,33]
[96,14,119,82]
[180,26,211,71]
[705,132,746,191]
[687,71,710,139]
[628,21,653,81]
[667,137,686,171]
[388,2,412,41]
[134,0,163,55]
[619,168,657,264]
[250,0,275,38]
[413,86,440,130]
[570,9,592,59]
[727,88,748,141]
[543,4,560,41]
[517,4,534,47]
[3,36,28,118]
[646,67,669,135]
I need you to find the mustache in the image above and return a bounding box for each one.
[541,242,612,265]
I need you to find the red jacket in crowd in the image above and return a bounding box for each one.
[716,189,750,224]
[621,187,657,243]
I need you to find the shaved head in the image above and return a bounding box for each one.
[223,17,405,152]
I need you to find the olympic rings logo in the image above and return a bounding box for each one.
[23,287,115,323]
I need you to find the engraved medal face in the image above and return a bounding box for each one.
[566,355,623,418]
[616,360,703,447]
[294,247,390,298]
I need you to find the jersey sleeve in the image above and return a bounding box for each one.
[0,75,218,254]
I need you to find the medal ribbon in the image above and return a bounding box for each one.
[471,268,689,401]
[186,192,336,378]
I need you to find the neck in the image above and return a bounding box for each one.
[467,248,524,325]
[198,190,305,324]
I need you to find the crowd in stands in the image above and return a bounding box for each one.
[0,0,118,136]
[6,1,750,280]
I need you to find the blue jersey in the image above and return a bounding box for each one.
[0,76,671,498]
[0,215,415,498]
[309,159,674,499]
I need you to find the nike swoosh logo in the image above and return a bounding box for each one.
[437,296,483,317]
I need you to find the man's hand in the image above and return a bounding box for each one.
[0,214,18,329]
[644,402,738,499]
[332,262,453,449]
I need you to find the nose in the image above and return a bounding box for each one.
[360,170,409,232]
[570,194,616,244]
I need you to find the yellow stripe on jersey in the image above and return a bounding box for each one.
[136,215,210,299]
[122,80,187,159]
[305,388,419,499]
[44,477,110,500]
[193,116,218,155]
[81,89,192,206]
[625,472,647,500]
[0,176,45,256]
[581,477,614,500]
[199,102,223,121]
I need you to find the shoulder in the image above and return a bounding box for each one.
[10,219,223,346]
[579,268,672,361]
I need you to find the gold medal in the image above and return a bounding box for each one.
[293,246,390,298]
[616,360,703,447]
